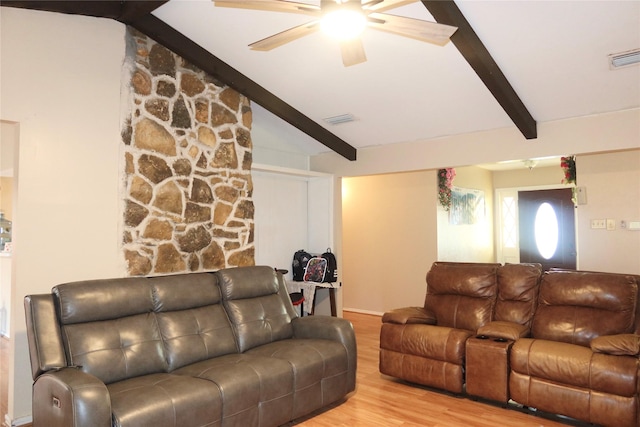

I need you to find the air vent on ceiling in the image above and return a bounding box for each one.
[323,113,356,125]
[609,48,640,69]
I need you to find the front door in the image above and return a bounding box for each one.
[518,188,576,270]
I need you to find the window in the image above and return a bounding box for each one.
[534,202,559,260]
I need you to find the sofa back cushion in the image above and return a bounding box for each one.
[425,262,500,331]
[150,273,238,371]
[494,263,542,327]
[53,277,167,384]
[532,271,638,347]
[218,266,293,352]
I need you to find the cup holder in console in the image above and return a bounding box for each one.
[493,338,508,342]
[475,335,489,340]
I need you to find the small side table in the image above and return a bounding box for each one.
[465,335,513,402]
[309,286,337,317]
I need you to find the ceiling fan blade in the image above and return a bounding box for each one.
[368,13,457,46]
[362,0,415,13]
[340,38,367,67]
[213,1,320,16]
[249,20,321,51]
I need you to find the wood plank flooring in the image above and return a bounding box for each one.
[1,335,9,427]
[289,311,585,427]
[1,313,590,427]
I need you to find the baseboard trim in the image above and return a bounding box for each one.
[343,308,383,317]
[5,414,32,427]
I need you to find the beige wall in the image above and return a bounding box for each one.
[341,149,640,313]
[493,165,565,188]
[312,109,640,177]
[0,177,12,221]
[1,8,126,422]
[341,170,437,314]
[576,150,640,274]
[437,166,494,263]
[1,6,639,423]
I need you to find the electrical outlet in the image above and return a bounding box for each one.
[591,219,606,229]
[606,219,616,230]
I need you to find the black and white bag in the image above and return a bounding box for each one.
[321,248,338,283]
[292,249,312,281]
[303,256,327,282]
[292,248,338,283]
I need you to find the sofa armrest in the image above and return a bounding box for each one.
[591,334,640,356]
[33,368,111,427]
[477,321,530,341]
[292,315,357,392]
[382,307,436,325]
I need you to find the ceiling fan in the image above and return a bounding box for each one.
[212,0,458,67]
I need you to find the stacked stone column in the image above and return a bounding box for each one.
[122,29,254,275]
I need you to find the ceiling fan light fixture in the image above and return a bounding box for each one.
[320,9,367,40]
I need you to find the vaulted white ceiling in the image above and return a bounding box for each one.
[153,0,640,156]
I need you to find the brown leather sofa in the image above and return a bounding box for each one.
[380,262,640,427]
[24,266,357,427]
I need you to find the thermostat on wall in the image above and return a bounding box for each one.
[576,186,587,205]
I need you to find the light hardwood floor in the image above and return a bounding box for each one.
[1,313,589,427]
[1,335,9,427]
[290,311,585,427]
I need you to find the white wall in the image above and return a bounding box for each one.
[252,166,338,315]
[252,169,310,271]
[1,8,126,422]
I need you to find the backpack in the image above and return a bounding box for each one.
[292,248,338,283]
[303,256,327,282]
[321,248,338,283]
[292,249,312,281]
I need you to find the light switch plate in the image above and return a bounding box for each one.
[606,219,616,230]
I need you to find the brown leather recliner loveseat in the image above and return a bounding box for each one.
[380,262,640,427]
[24,266,357,427]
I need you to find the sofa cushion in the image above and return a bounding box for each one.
[247,338,350,418]
[150,273,219,311]
[150,273,238,370]
[62,313,167,384]
[174,353,294,427]
[494,263,542,328]
[54,279,168,384]
[511,338,638,397]
[380,323,472,365]
[107,373,222,427]
[477,320,529,341]
[218,266,293,352]
[381,307,436,325]
[532,271,638,346]
[591,334,640,356]
[424,262,499,331]
[156,306,238,371]
[54,277,153,324]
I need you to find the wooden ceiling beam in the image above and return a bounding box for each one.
[421,0,537,139]
[128,13,357,160]
[1,0,358,160]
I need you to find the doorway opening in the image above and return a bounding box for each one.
[496,186,577,270]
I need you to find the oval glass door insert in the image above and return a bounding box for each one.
[534,202,559,260]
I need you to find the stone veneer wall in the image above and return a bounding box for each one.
[122,29,255,275]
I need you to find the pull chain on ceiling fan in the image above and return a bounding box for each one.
[212,0,458,67]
